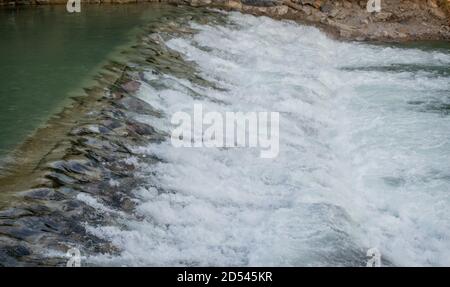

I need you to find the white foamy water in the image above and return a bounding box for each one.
[87,12,450,266]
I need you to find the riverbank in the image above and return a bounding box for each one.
[221,0,450,42]
[1,0,449,42]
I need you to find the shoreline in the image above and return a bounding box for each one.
[1,0,449,42]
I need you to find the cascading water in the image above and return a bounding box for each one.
[83,12,450,266]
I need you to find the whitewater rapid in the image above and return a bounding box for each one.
[87,12,450,266]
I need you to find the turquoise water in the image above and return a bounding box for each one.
[0,4,159,158]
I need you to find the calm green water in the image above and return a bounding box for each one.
[0,4,161,158]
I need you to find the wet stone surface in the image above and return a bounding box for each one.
[0,19,195,266]
[0,7,228,266]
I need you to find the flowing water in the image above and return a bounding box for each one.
[1,6,449,267]
[79,12,450,266]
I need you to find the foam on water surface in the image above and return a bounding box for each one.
[87,13,450,266]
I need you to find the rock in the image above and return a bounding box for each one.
[307,7,326,21]
[225,0,243,10]
[45,172,78,187]
[320,1,334,13]
[297,0,320,8]
[4,245,31,258]
[428,0,439,8]
[340,29,352,38]
[48,160,104,183]
[328,7,340,18]
[430,8,447,20]
[283,0,312,15]
[241,0,277,7]
[302,5,312,15]
[0,224,37,241]
[69,124,112,136]
[397,32,408,39]
[0,208,34,219]
[76,136,132,156]
[373,12,393,22]
[274,4,289,16]
[189,0,212,7]
[126,120,157,136]
[342,0,352,9]
[114,96,159,116]
[358,0,366,9]
[20,188,66,201]
[264,5,289,17]
[120,80,141,94]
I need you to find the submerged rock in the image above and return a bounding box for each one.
[121,80,141,93]
[0,25,169,264]
[20,188,66,201]
[114,95,161,116]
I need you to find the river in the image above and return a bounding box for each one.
[0,5,449,266]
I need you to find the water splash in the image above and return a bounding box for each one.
[87,12,450,266]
